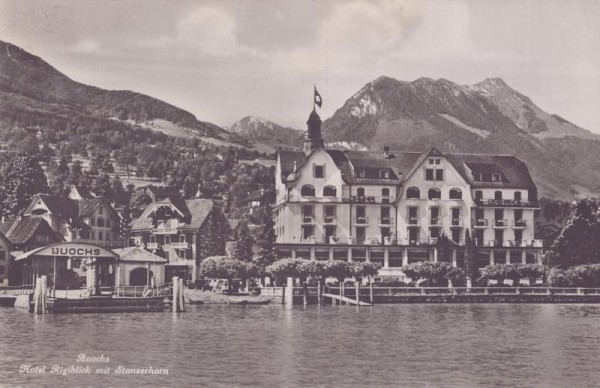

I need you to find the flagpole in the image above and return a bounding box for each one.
[313,84,316,110]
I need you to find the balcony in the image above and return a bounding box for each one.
[355,216,369,225]
[450,218,463,227]
[513,219,527,229]
[429,217,440,226]
[493,219,509,229]
[478,239,543,248]
[473,219,488,228]
[152,227,177,235]
[378,216,393,226]
[301,216,315,224]
[146,242,160,250]
[408,217,420,226]
[323,216,337,225]
[170,242,190,249]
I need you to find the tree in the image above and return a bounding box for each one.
[464,229,478,284]
[199,256,255,293]
[401,262,463,287]
[436,234,451,262]
[234,220,254,262]
[545,199,600,267]
[254,205,277,271]
[48,157,70,196]
[0,154,49,218]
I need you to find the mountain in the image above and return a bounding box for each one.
[229,116,304,150]
[323,76,600,200]
[0,40,245,146]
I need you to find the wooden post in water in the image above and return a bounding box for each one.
[303,282,308,307]
[41,275,47,314]
[317,279,322,306]
[369,276,374,304]
[285,277,294,308]
[172,276,179,313]
[178,278,185,312]
[33,277,40,314]
[340,282,345,305]
[355,279,360,304]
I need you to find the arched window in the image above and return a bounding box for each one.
[301,185,315,197]
[323,186,337,197]
[514,191,522,201]
[428,188,441,200]
[495,191,502,200]
[406,187,420,199]
[449,188,462,200]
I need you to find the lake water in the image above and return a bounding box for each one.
[1,304,599,387]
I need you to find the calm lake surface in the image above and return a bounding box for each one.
[1,304,599,387]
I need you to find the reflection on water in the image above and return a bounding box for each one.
[1,304,599,387]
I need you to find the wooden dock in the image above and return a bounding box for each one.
[46,296,166,313]
[322,293,372,306]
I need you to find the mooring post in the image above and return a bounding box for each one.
[317,279,322,306]
[33,277,40,314]
[285,277,294,308]
[355,279,360,305]
[178,278,185,312]
[41,275,48,314]
[172,276,179,313]
[369,276,374,304]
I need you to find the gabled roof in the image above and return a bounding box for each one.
[78,198,119,219]
[112,247,167,263]
[228,218,242,230]
[131,199,216,231]
[0,217,62,245]
[446,153,536,189]
[0,230,10,247]
[146,186,181,200]
[31,194,79,217]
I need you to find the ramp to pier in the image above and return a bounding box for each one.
[322,293,372,306]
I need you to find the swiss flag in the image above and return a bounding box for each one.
[314,86,322,108]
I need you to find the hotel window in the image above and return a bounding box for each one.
[314,165,325,178]
[428,188,441,200]
[475,190,483,200]
[492,173,502,182]
[150,235,156,243]
[452,229,461,244]
[380,170,390,179]
[357,187,365,197]
[430,227,440,239]
[90,218,96,226]
[323,186,337,197]
[98,232,103,240]
[324,205,336,223]
[97,218,105,227]
[165,235,171,244]
[356,169,365,178]
[302,225,314,240]
[301,185,315,197]
[408,206,418,224]
[98,206,103,215]
[449,188,462,200]
[180,234,187,242]
[426,168,444,181]
[406,187,420,199]
[430,207,439,225]
[495,191,503,200]
[514,191,522,201]
[302,205,314,222]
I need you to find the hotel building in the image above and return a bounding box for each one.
[274,109,542,277]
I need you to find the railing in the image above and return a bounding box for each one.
[153,227,177,235]
[323,216,337,224]
[170,242,190,249]
[302,216,314,224]
[378,217,393,225]
[113,285,171,298]
[513,219,527,228]
[146,242,160,250]
[355,216,369,225]
[408,217,419,226]
[0,285,35,295]
[430,217,440,226]
[450,218,463,227]
[473,218,488,227]
[251,286,600,302]
[493,219,509,228]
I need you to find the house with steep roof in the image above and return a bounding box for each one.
[0,217,62,285]
[274,108,543,279]
[23,194,122,249]
[130,198,232,283]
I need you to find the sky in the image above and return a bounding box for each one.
[0,0,599,132]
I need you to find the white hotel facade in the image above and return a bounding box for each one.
[273,109,542,277]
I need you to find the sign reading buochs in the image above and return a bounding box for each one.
[34,243,116,258]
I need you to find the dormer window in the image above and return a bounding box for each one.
[314,165,325,178]
[380,170,390,179]
[356,169,365,178]
[492,173,502,182]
